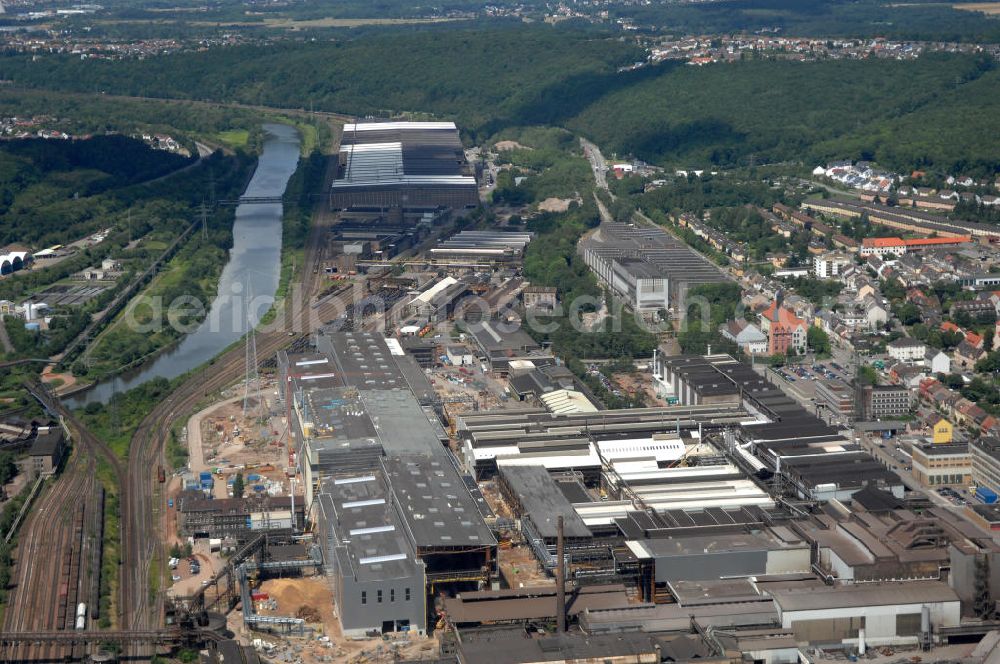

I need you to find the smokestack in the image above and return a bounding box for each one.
[556,515,566,633]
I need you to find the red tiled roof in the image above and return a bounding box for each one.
[862,237,905,248]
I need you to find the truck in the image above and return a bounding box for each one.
[976,487,998,504]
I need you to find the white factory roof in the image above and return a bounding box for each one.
[343,121,459,132]
[409,277,459,307]
[539,389,598,414]
[596,436,686,463]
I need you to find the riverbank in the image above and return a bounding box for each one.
[66,123,302,408]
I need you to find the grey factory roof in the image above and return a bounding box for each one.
[456,631,664,664]
[780,451,902,488]
[667,578,765,606]
[582,221,729,288]
[318,472,420,583]
[466,320,541,355]
[581,600,779,634]
[361,389,448,456]
[458,403,748,441]
[444,584,631,625]
[296,387,378,444]
[616,505,777,538]
[28,427,63,457]
[628,529,805,560]
[318,331,436,403]
[320,332,407,390]
[334,121,476,190]
[771,581,959,613]
[498,465,591,539]
[281,351,344,392]
[384,455,496,550]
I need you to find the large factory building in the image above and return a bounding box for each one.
[330,121,479,216]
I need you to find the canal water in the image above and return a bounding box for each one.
[66,123,301,407]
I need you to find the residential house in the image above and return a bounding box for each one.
[889,363,926,389]
[954,340,986,370]
[887,337,927,363]
[719,319,768,356]
[951,299,996,322]
[863,297,889,330]
[924,350,951,375]
[759,296,808,356]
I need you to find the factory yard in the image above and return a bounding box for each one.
[182,379,291,499]
[225,577,439,664]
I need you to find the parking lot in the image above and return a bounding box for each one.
[773,360,853,385]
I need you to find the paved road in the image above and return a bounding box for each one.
[580,137,611,194]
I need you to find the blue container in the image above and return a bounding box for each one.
[199,471,213,481]
[253,485,265,493]
[247,474,261,482]
[977,487,998,504]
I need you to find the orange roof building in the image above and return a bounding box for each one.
[759,299,807,356]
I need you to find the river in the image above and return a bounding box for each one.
[67,123,301,407]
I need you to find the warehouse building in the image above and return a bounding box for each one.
[626,527,811,587]
[772,582,961,647]
[404,276,471,322]
[283,331,496,635]
[456,403,749,478]
[427,230,533,264]
[465,320,555,374]
[581,222,729,318]
[315,472,426,637]
[330,121,478,216]
[177,495,305,538]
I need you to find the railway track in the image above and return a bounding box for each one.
[119,150,356,659]
[1,382,124,662]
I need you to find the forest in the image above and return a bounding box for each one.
[0,136,194,246]
[3,25,999,177]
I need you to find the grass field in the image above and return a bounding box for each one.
[216,129,250,148]
[953,2,1000,14]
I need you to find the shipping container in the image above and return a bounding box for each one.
[977,487,998,504]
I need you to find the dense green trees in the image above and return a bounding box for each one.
[568,53,1000,175]
[1,27,998,177]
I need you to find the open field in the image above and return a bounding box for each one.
[953,2,1000,13]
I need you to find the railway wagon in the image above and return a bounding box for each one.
[75,602,86,629]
